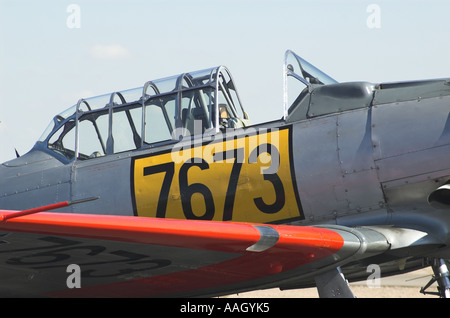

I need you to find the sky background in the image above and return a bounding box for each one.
[1,0,450,163]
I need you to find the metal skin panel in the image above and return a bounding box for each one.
[291,116,347,222]
[372,95,450,161]
[307,82,375,118]
[337,108,374,174]
[0,153,72,211]
[291,108,384,222]
[373,79,450,105]
[371,95,450,227]
[336,108,385,214]
[70,155,134,215]
[375,145,450,184]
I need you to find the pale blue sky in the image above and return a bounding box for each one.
[1,0,450,163]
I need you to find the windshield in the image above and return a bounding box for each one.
[283,50,337,118]
[38,105,77,143]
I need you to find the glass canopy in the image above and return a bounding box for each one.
[38,66,248,162]
[283,50,338,118]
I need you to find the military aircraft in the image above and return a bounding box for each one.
[1,50,450,298]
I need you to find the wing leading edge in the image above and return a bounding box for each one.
[0,209,389,297]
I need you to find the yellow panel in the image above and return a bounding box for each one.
[132,127,303,223]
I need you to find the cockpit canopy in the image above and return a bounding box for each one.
[38,66,249,162]
[283,50,377,122]
[283,50,338,118]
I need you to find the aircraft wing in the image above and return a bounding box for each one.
[0,206,391,297]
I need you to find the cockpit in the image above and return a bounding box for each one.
[37,66,249,162]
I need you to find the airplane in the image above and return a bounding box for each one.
[0,49,450,298]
